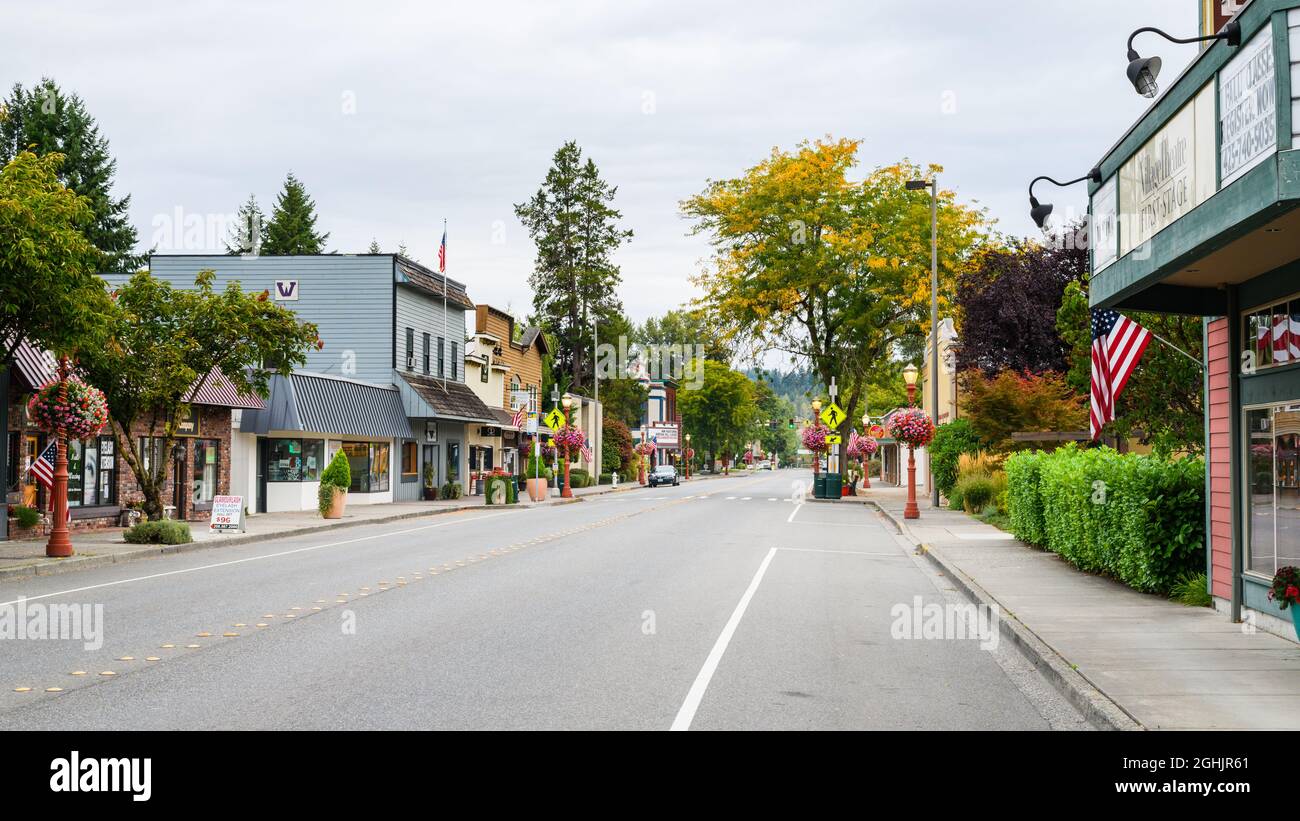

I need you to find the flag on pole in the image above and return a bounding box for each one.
[1090,308,1152,441]
[438,227,447,274]
[511,405,526,430]
[580,436,593,463]
[28,440,57,489]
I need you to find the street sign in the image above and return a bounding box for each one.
[544,409,566,430]
[820,402,846,428]
[825,434,842,445]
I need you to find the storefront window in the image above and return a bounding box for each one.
[1244,298,1300,370]
[192,439,220,508]
[1246,405,1300,577]
[67,435,117,507]
[446,442,460,484]
[401,441,417,482]
[266,439,324,482]
[342,442,390,493]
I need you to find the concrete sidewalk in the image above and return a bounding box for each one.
[0,472,737,582]
[856,485,1300,730]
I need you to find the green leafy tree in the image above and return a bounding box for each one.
[683,139,989,439]
[677,360,758,471]
[224,193,266,255]
[752,378,796,461]
[263,172,329,254]
[601,417,633,475]
[598,376,649,429]
[0,78,140,272]
[0,151,111,361]
[515,141,632,394]
[638,308,730,364]
[79,270,321,520]
[1057,280,1203,455]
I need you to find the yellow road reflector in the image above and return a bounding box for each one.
[161,644,175,649]
[118,656,134,661]
[256,623,268,628]
[45,687,63,693]
[70,671,87,676]
[145,657,160,662]
[223,632,239,637]
[13,687,32,692]
[185,644,200,649]
[99,671,116,676]
[196,632,211,638]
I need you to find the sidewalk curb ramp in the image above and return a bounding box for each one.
[866,500,1144,732]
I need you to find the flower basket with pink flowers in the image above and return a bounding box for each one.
[887,408,935,449]
[27,378,109,438]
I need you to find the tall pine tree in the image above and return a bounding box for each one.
[225,193,267,255]
[0,78,141,272]
[263,172,329,254]
[514,141,631,394]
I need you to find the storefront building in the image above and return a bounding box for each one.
[632,378,680,469]
[1087,0,1300,639]
[5,341,256,533]
[144,254,489,513]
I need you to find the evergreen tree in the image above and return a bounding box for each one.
[366,238,381,254]
[225,193,266,255]
[262,172,329,254]
[0,78,141,272]
[514,141,632,395]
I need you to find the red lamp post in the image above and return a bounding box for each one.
[860,412,872,490]
[560,394,574,499]
[902,363,920,520]
[684,434,691,480]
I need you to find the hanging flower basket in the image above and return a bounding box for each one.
[553,425,585,459]
[27,378,109,439]
[635,441,657,457]
[800,423,830,454]
[685,448,695,459]
[887,408,936,449]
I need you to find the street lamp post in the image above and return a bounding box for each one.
[906,176,941,509]
[811,397,822,477]
[560,393,574,499]
[684,433,691,480]
[860,412,871,490]
[1027,169,1103,229]
[902,364,920,520]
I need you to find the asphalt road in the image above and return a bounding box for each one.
[0,470,1087,730]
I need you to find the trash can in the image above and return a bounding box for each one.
[813,474,827,499]
[824,472,842,499]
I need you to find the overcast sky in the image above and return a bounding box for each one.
[3,0,1207,335]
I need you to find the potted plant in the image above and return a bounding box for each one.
[1268,566,1300,640]
[524,452,551,502]
[422,462,438,500]
[318,450,351,519]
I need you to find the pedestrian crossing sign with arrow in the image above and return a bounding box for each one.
[819,402,845,428]
[544,408,566,430]
[825,434,842,445]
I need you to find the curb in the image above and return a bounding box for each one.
[866,500,1144,732]
[0,498,585,584]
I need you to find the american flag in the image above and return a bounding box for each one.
[1257,313,1300,364]
[580,436,592,463]
[437,228,447,273]
[28,439,57,489]
[511,404,526,430]
[1090,308,1152,441]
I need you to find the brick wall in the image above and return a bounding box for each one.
[1206,318,1232,600]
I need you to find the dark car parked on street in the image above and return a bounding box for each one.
[648,464,679,487]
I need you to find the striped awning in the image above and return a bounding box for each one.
[10,340,57,390]
[240,372,412,439]
[187,369,265,409]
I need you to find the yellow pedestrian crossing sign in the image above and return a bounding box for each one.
[820,402,846,428]
[825,434,843,445]
[544,408,566,430]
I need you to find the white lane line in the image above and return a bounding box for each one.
[1,511,516,607]
[767,498,777,502]
[741,497,752,501]
[786,503,803,523]
[671,547,778,732]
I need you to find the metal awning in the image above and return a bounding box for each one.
[10,340,56,390]
[241,372,412,439]
[396,372,498,424]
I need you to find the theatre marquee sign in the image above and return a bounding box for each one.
[1219,28,1277,186]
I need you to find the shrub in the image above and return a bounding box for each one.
[599,472,613,484]
[957,451,1002,481]
[930,419,982,496]
[12,505,41,528]
[954,474,997,513]
[440,481,463,499]
[1005,450,1047,545]
[1170,571,1212,607]
[124,519,192,545]
[320,449,351,489]
[1028,444,1204,593]
[947,481,966,511]
[570,468,596,488]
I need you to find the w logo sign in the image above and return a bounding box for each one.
[274,280,299,301]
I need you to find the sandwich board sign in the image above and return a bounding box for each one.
[209,495,245,533]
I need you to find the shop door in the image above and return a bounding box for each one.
[256,438,268,513]
[172,445,186,518]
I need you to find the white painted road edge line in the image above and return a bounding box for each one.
[786,503,803,523]
[0,511,516,607]
[670,546,778,732]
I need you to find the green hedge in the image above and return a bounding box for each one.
[930,419,982,497]
[1005,451,1046,545]
[1006,445,1204,593]
[124,520,193,545]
